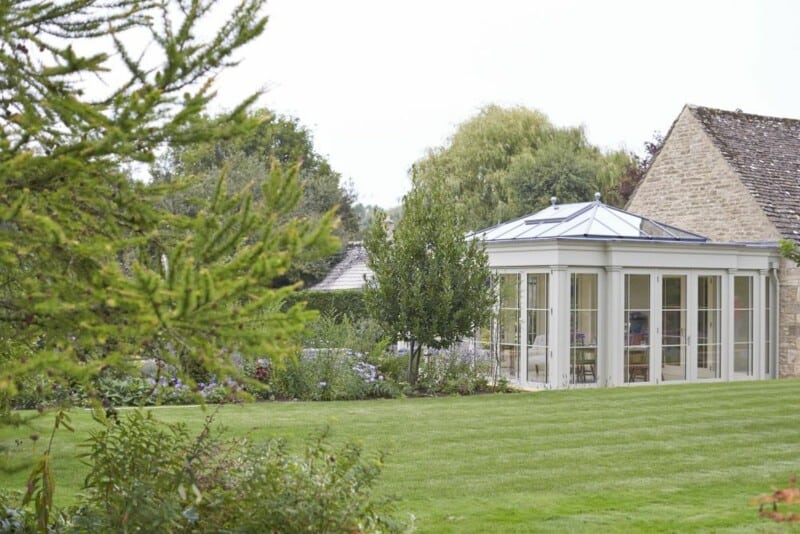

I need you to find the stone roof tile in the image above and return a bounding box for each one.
[689,105,800,242]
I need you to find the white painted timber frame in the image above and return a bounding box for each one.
[486,238,779,390]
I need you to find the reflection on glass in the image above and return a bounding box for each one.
[526,273,548,383]
[624,274,650,383]
[662,275,687,381]
[570,273,598,384]
[498,274,520,379]
[473,325,493,370]
[734,276,753,375]
[697,275,721,379]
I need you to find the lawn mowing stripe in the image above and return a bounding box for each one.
[1,379,798,532]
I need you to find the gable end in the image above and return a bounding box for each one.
[626,106,782,243]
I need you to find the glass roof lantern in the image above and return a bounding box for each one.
[472,194,707,243]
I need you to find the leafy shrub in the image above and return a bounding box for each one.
[238,358,274,400]
[273,348,390,401]
[9,316,400,408]
[303,314,388,361]
[11,375,85,410]
[200,431,409,532]
[271,315,400,401]
[415,349,494,396]
[10,369,258,410]
[370,351,410,384]
[69,409,409,532]
[74,409,190,531]
[93,375,159,407]
[367,347,499,396]
[363,378,404,399]
[0,494,73,532]
[196,376,247,404]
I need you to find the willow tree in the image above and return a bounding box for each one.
[364,175,494,385]
[411,105,635,230]
[0,0,338,409]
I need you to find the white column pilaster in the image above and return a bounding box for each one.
[605,266,623,386]
[550,266,569,388]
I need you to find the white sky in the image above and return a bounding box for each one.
[208,0,800,208]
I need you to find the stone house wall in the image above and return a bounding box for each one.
[627,107,781,242]
[627,106,800,377]
[779,258,800,377]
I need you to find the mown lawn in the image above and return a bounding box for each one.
[2,380,800,532]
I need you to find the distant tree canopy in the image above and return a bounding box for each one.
[411,105,637,230]
[156,109,358,287]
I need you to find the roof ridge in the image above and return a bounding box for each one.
[688,104,800,125]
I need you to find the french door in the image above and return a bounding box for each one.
[732,276,754,379]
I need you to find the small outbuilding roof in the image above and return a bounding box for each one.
[310,242,372,291]
[472,196,707,243]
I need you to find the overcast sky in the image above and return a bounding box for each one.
[209,0,800,208]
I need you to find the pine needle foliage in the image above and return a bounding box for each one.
[0,0,338,409]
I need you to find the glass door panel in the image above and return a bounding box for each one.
[624,274,650,383]
[662,275,687,381]
[570,273,598,384]
[498,274,520,379]
[526,273,548,383]
[697,275,721,379]
[733,276,753,376]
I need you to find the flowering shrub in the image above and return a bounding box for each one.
[93,374,213,407]
[11,375,85,410]
[272,349,400,401]
[10,371,256,409]
[9,322,498,409]
[196,376,245,404]
[414,349,493,395]
[11,345,494,408]
[266,315,402,401]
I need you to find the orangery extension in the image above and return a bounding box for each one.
[470,194,779,389]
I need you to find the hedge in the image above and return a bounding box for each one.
[285,289,367,322]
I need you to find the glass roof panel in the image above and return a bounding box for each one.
[473,200,707,243]
[525,202,592,223]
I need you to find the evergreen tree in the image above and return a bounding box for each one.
[0,1,337,407]
[365,175,495,385]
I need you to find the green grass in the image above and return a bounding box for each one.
[3,380,800,532]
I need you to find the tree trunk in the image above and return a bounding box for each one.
[408,339,421,385]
